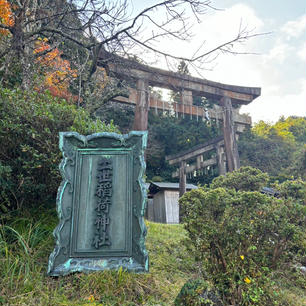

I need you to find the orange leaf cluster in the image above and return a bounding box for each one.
[34,40,78,102]
[0,0,14,36]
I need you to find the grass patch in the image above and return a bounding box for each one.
[0,208,197,306]
[0,207,305,305]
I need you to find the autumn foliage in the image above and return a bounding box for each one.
[34,39,78,102]
[0,0,14,36]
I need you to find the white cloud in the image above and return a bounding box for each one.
[297,42,306,62]
[151,3,264,68]
[241,78,306,123]
[194,3,264,54]
[202,9,306,123]
[281,15,306,39]
[179,3,266,85]
[265,42,294,63]
[198,7,306,123]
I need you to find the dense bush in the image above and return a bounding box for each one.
[180,167,306,306]
[210,166,269,191]
[175,279,223,306]
[0,87,118,212]
[275,179,306,204]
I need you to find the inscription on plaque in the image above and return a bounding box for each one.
[48,131,149,276]
[93,158,112,248]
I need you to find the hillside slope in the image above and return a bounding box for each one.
[1,208,305,306]
[0,210,197,306]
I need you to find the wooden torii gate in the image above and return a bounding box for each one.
[166,136,225,196]
[98,54,261,194]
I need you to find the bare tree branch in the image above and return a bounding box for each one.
[0,0,268,95]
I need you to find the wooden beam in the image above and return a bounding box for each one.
[109,64,257,104]
[101,54,261,105]
[172,158,217,177]
[166,136,224,165]
[169,144,215,165]
[113,89,252,126]
[202,158,217,168]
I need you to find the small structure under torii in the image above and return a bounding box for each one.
[98,54,261,195]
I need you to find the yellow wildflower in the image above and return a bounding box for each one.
[244,277,251,284]
[240,255,244,260]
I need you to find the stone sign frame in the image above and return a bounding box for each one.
[48,131,148,276]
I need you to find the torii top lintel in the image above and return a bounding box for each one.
[99,54,261,105]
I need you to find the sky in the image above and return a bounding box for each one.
[132,0,305,124]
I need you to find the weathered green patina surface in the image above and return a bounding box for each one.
[48,131,148,276]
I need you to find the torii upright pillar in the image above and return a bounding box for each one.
[220,96,240,172]
[179,161,186,197]
[216,143,226,175]
[133,79,149,131]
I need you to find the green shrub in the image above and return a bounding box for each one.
[0,87,118,212]
[180,167,306,306]
[175,279,223,306]
[210,166,269,191]
[275,179,306,204]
